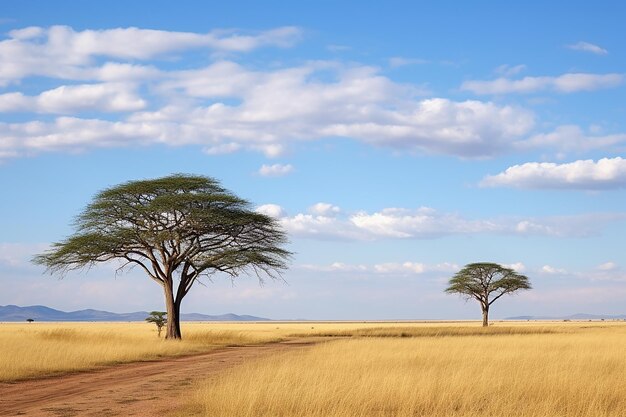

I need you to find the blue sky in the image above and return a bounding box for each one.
[1,1,625,320]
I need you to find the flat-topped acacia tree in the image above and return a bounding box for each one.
[34,174,291,339]
[445,263,531,327]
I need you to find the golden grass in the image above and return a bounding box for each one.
[292,325,558,338]
[1,320,455,382]
[181,323,626,417]
[0,322,282,382]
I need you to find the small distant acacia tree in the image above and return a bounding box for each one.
[446,263,531,327]
[26,318,34,323]
[34,174,291,340]
[146,311,167,337]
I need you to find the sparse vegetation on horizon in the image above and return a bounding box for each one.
[291,325,557,338]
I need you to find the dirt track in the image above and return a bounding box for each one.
[0,339,318,417]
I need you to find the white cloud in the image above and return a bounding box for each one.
[531,262,625,283]
[0,24,541,160]
[0,83,146,113]
[300,261,458,276]
[308,203,340,216]
[266,204,624,240]
[0,25,302,84]
[597,262,617,271]
[91,62,161,82]
[517,125,626,154]
[504,262,526,273]
[280,212,355,240]
[300,262,368,273]
[348,207,499,238]
[494,64,527,77]
[3,25,623,163]
[0,57,534,157]
[159,61,260,98]
[521,285,626,305]
[203,142,242,155]
[258,163,294,177]
[541,265,567,275]
[461,73,622,95]
[567,41,608,55]
[481,157,626,190]
[374,262,426,274]
[318,97,534,157]
[255,204,286,219]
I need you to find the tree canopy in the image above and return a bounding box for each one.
[445,262,531,326]
[146,311,167,337]
[34,174,292,339]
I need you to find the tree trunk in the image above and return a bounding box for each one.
[482,306,489,327]
[164,284,182,339]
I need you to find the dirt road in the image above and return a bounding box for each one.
[0,339,318,417]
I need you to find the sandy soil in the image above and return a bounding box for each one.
[0,339,319,417]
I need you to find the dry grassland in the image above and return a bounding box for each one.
[0,321,427,382]
[181,322,626,417]
[0,321,283,382]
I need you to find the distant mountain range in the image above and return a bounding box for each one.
[0,305,270,322]
[3,305,624,322]
[506,313,626,320]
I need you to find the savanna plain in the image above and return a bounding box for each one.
[2,321,625,417]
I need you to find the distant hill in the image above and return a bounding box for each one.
[0,305,270,322]
[506,313,626,321]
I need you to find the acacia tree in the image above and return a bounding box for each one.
[34,174,291,339]
[146,311,167,337]
[445,263,531,327]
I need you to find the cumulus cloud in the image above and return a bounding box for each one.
[0,83,146,113]
[2,24,623,163]
[481,157,626,190]
[517,125,626,154]
[318,97,534,157]
[280,212,354,239]
[263,204,624,240]
[0,22,540,161]
[258,163,294,177]
[348,207,499,238]
[567,41,608,55]
[0,25,302,84]
[461,73,622,95]
[0,61,536,159]
[504,262,526,273]
[255,204,286,218]
[308,203,340,216]
[541,265,567,275]
[374,262,426,274]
